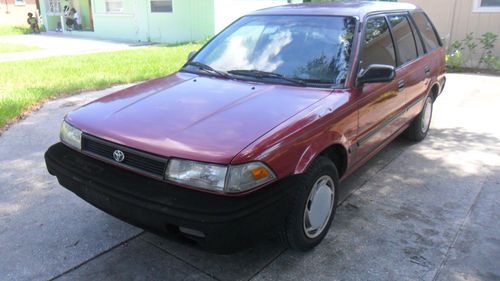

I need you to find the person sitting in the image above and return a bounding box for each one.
[65,8,80,31]
[27,13,40,34]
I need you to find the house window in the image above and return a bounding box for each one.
[46,0,61,14]
[151,0,173,13]
[105,0,124,13]
[474,0,500,12]
[480,0,500,6]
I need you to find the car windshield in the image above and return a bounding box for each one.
[184,15,356,87]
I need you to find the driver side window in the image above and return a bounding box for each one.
[359,16,396,72]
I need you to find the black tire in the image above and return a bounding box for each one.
[405,96,433,142]
[281,156,339,251]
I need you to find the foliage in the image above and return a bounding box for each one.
[478,32,499,70]
[0,25,30,36]
[445,40,463,70]
[462,32,477,68]
[446,32,499,72]
[0,43,203,128]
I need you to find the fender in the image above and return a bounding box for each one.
[232,91,357,179]
[293,133,348,175]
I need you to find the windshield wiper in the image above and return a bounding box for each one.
[184,61,231,79]
[227,69,306,86]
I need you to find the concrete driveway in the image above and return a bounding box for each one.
[0,74,499,281]
[0,33,146,62]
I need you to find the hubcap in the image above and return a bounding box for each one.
[421,98,433,133]
[303,175,335,239]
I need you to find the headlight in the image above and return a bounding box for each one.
[165,159,276,193]
[60,120,82,150]
[166,159,227,191]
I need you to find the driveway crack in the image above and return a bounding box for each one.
[247,247,287,281]
[48,231,145,281]
[141,238,222,281]
[431,174,488,281]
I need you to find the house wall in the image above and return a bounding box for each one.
[403,0,500,60]
[0,0,38,26]
[145,0,214,43]
[40,0,215,43]
[38,0,292,43]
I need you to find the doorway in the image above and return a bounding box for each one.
[45,0,94,31]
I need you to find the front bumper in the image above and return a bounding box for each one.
[45,143,296,253]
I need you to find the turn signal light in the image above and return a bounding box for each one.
[251,167,270,180]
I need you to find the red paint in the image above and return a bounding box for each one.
[65,2,446,194]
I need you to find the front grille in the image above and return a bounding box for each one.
[81,134,168,178]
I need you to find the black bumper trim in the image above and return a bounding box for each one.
[45,143,296,253]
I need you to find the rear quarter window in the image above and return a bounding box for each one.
[411,11,441,52]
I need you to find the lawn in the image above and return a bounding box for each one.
[0,42,41,53]
[0,25,30,36]
[0,43,203,129]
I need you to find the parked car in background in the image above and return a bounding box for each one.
[45,1,445,253]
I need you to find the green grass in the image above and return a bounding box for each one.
[0,25,30,36]
[0,43,202,128]
[0,42,41,53]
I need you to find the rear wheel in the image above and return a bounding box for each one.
[405,96,433,142]
[282,156,338,251]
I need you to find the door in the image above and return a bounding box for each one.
[386,13,427,124]
[404,11,444,119]
[353,16,404,162]
[147,0,174,42]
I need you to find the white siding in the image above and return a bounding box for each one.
[404,0,500,60]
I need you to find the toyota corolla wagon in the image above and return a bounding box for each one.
[45,1,445,253]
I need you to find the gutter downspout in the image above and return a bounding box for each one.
[448,0,459,49]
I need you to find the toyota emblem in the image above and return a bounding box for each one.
[113,150,125,162]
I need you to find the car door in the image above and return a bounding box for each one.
[352,15,405,163]
[386,13,428,125]
[403,11,444,120]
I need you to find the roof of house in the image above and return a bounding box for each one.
[251,1,420,19]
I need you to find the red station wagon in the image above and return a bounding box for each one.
[45,2,445,253]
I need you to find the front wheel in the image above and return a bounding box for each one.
[405,96,433,142]
[282,157,338,251]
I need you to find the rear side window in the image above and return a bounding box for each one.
[412,21,425,56]
[387,15,418,65]
[412,11,441,51]
[359,16,396,72]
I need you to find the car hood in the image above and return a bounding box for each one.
[67,72,332,164]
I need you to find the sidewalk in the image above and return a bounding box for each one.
[0,33,150,62]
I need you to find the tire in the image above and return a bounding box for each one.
[282,156,339,251]
[405,95,433,142]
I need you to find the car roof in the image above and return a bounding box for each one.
[250,1,420,20]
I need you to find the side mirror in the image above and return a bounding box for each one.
[187,50,197,61]
[357,64,395,85]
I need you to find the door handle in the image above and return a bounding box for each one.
[397,80,405,92]
[424,65,431,75]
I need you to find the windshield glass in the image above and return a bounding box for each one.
[185,15,356,86]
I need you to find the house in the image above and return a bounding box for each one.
[0,0,39,26]
[38,0,299,43]
[403,0,500,62]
